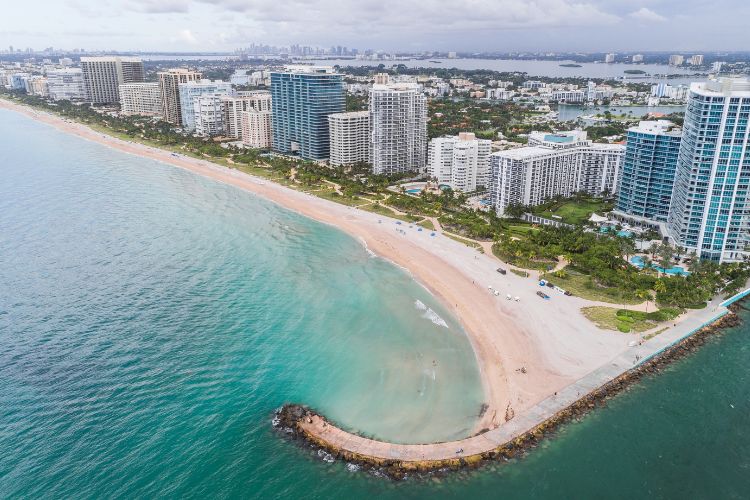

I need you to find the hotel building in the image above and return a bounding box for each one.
[119,82,162,117]
[667,78,750,262]
[270,66,345,160]
[47,68,86,101]
[327,111,370,166]
[428,132,492,192]
[369,75,427,175]
[489,131,624,214]
[613,121,682,226]
[80,56,144,104]
[158,68,202,125]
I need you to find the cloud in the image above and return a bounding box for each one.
[629,7,667,22]
[130,0,189,13]
[175,28,198,44]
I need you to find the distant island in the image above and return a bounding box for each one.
[560,63,583,68]
[624,69,647,74]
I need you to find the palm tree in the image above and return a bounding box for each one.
[636,288,651,312]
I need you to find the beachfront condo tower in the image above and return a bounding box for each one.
[428,132,492,192]
[489,131,624,214]
[328,111,370,166]
[270,66,345,160]
[369,75,428,174]
[221,91,272,139]
[667,77,750,262]
[46,68,86,101]
[613,120,682,228]
[80,56,144,104]
[177,80,233,132]
[158,68,202,125]
[118,82,162,117]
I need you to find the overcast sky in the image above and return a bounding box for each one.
[2,0,747,53]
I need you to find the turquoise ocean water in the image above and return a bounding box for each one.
[1,108,749,498]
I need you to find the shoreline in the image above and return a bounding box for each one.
[276,303,743,479]
[0,97,731,450]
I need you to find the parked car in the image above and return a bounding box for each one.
[536,291,550,300]
[496,267,507,275]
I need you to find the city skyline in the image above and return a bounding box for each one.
[2,0,750,53]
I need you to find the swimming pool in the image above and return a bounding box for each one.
[406,188,422,194]
[630,256,689,275]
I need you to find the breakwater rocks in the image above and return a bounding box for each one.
[274,307,742,480]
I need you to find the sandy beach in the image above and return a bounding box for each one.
[0,98,664,435]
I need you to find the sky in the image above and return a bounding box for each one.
[1,0,748,53]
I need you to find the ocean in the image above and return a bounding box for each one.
[1,108,748,499]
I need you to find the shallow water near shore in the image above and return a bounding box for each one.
[2,107,750,498]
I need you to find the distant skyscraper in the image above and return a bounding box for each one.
[328,111,370,166]
[369,74,427,175]
[428,133,492,192]
[689,54,705,66]
[270,66,345,160]
[632,54,644,63]
[178,80,232,131]
[669,54,685,66]
[604,53,615,63]
[667,78,750,262]
[614,121,682,224]
[80,56,144,104]
[158,68,202,125]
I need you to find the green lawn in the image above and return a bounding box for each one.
[582,306,681,333]
[532,198,613,226]
[418,219,435,231]
[315,190,364,206]
[359,203,417,222]
[542,269,641,305]
[443,232,483,250]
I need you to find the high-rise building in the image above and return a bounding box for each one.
[428,132,492,192]
[221,91,271,139]
[667,78,750,262]
[119,82,162,117]
[158,68,202,125]
[632,54,644,63]
[193,94,226,136]
[270,66,345,160]
[669,54,685,66]
[24,76,48,97]
[80,56,144,104]
[327,111,370,167]
[369,75,427,175]
[47,68,86,101]
[689,54,705,66]
[604,53,615,63]
[240,109,272,148]
[613,121,682,225]
[178,80,233,131]
[489,131,624,214]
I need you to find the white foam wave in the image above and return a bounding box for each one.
[414,300,449,328]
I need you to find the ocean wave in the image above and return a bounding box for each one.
[414,300,449,328]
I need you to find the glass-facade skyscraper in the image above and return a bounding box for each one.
[270,67,345,160]
[667,78,750,262]
[615,120,682,223]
